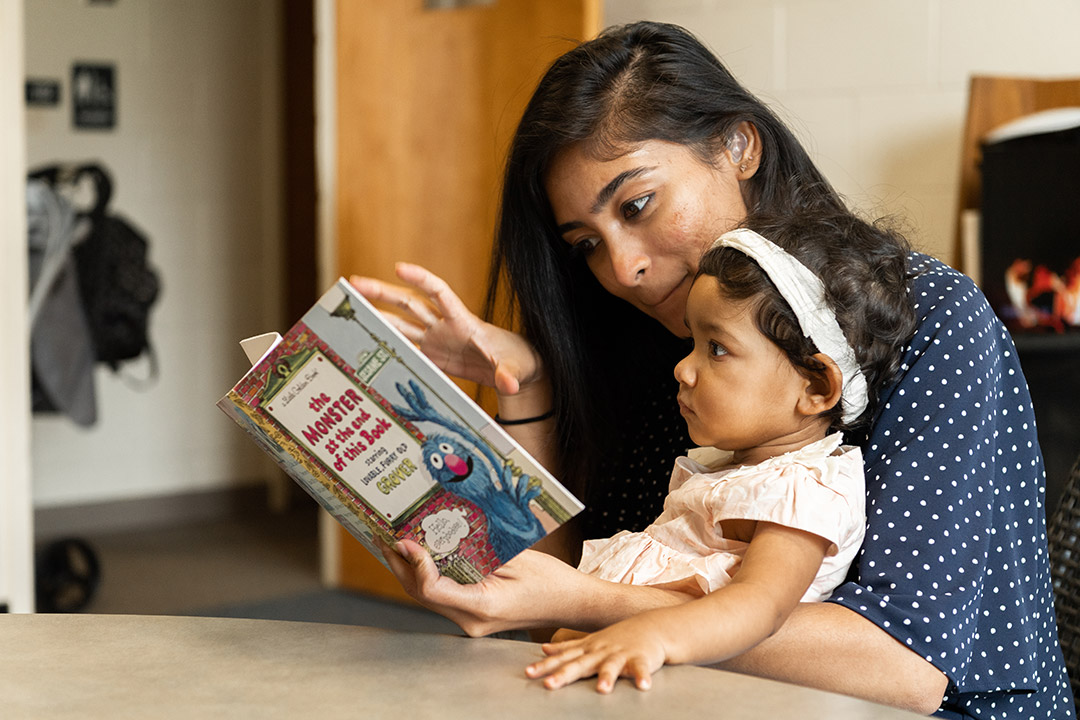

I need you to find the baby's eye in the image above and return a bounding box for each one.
[708,340,728,358]
[622,194,652,219]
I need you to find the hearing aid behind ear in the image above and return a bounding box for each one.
[727,130,748,162]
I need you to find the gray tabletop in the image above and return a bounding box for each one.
[0,613,920,718]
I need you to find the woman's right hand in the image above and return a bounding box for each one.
[378,539,696,639]
[378,539,590,637]
[349,263,541,397]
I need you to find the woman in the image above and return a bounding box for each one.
[527,210,916,693]
[354,22,1074,718]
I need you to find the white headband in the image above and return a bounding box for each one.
[712,228,869,424]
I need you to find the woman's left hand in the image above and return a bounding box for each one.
[525,615,670,693]
[350,264,544,396]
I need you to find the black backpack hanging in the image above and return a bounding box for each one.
[29,163,161,374]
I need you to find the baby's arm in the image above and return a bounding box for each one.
[525,521,831,693]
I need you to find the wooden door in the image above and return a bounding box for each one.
[331,0,600,602]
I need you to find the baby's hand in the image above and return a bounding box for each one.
[524,616,669,693]
[549,627,588,643]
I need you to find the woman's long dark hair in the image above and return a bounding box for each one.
[484,22,848,494]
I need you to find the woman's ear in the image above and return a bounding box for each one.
[725,121,762,181]
[797,353,844,418]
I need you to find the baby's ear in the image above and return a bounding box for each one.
[797,353,844,417]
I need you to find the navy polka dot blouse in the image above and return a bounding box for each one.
[830,255,1074,718]
[579,254,1075,718]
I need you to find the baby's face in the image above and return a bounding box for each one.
[673,276,815,465]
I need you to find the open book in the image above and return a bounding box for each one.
[218,279,583,583]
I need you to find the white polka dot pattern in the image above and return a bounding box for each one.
[828,255,1075,718]
[578,254,1074,717]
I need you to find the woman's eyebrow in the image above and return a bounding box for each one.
[555,166,654,235]
[590,166,652,213]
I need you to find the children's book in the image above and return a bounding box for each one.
[217,278,583,583]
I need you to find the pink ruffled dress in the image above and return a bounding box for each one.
[578,433,866,601]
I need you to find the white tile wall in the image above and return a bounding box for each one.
[605,0,1080,262]
[785,1,932,92]
[24,1,282,507]
[937,0,1080,84]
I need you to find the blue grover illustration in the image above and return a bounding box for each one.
[391,380,545,562]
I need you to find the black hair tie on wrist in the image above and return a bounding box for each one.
[493,410,554,426]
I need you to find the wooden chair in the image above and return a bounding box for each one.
[1048,452,1080,703]
[953,76,1080,275]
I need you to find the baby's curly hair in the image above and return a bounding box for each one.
[698,209,918,432]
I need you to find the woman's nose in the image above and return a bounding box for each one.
[607,239,650,287]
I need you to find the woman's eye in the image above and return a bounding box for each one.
[568,237,598,257]
[708,340,728,358]
[622,194,652,219]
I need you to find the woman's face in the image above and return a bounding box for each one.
[545,137,751,337]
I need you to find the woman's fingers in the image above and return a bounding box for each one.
[376,538,421,596]
[395,291,441,329]
[492,362,522,396]
[377,538,508,637]
[349,274,441,327]
[377,539,443,602]
[394,262,474,323]
[374,310,427,345]
[350,265,544,394]
[348,274,409,307]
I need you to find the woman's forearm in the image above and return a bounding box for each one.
[382,541,691,639]
[495,375,561,477]
[716,602,948,715]
[562,574,694,631]
[484,561,693,636]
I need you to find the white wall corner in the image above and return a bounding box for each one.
[1,0,36,613]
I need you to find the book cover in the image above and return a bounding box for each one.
[217,278,583,583]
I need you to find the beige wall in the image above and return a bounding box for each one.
[25,1,283,508]
[605,0,1080,264]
